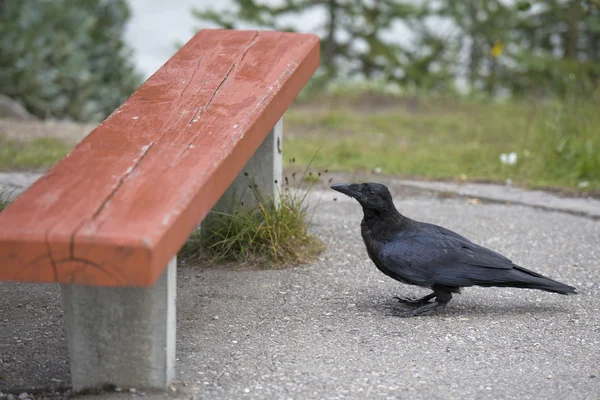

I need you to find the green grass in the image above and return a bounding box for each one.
[0,186,17,212]
[2,93,597,194]
[285,95,600,194]
[0,136,72,171]
[180,167,326,267]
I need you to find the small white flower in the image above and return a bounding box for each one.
[500,152,518,166]
[578,181,590,188]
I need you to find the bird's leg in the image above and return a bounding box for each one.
[398,291,452,318]
[394,292,436,306]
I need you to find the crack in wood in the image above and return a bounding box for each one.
[44,232,59,282]
[65,141,156,266]
[174,64,241,164]
[204,63,236,113]
[238,31,261,67]
[13,249,125,285]
[55,257,124,285]
[180,56,204,99]
[187,106,202,126]
[204,31,260,112]
[174,31,263,166]
[92,142,155,220]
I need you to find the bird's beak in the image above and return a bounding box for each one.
[330,182,362,200]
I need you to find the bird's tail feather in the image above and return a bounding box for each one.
[478,267,577,295]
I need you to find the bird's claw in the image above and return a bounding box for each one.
[394,292,437,306]
[394,296,431,306]
[397,301,444,318]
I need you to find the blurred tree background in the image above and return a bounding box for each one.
[192,0,599,192]
[193,0,600,99]
[2,0,598,119]
[0,0,142,122]
[0,0,597,191]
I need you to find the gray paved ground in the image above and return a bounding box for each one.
[1,179,599,400]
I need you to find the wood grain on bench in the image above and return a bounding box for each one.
[0,29,319,287]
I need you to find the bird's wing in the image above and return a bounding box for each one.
[418,221,472,242]
[379,231,517,288]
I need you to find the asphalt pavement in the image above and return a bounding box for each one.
[1,176,599,400]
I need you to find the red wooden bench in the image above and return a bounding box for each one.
[0,29,319,391]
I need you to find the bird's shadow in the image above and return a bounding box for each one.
[355,296,571,319]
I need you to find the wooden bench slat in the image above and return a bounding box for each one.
[0,29,319,286]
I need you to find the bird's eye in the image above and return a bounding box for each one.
[369,190,375,195]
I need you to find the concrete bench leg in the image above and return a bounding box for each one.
[60,257,176,391]
[209,117,283,215]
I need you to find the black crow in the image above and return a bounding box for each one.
[331,182,577,317]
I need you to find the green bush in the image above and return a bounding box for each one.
[0,0,142,122]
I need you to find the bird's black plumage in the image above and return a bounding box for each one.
[331,182,577,317]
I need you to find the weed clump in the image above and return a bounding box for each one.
[181,158,328,268]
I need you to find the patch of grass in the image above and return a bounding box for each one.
[0,186,17,212]
[532,100,600,188]
[180,162,327,267]
[0,136,72,171]
[285,95,600,194]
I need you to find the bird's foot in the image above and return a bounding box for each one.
[394,292,436,306]
[398,301,445,318]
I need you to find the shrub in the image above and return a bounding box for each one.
[0,0,142,122]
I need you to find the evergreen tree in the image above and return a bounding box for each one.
[509,0,600,97]
[434,0,516,95]
[192,0,599,97]
[0,0,142,121]
[192,0,457,90]
[437,0,600,96]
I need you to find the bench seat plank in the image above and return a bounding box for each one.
[0,29,319,286]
